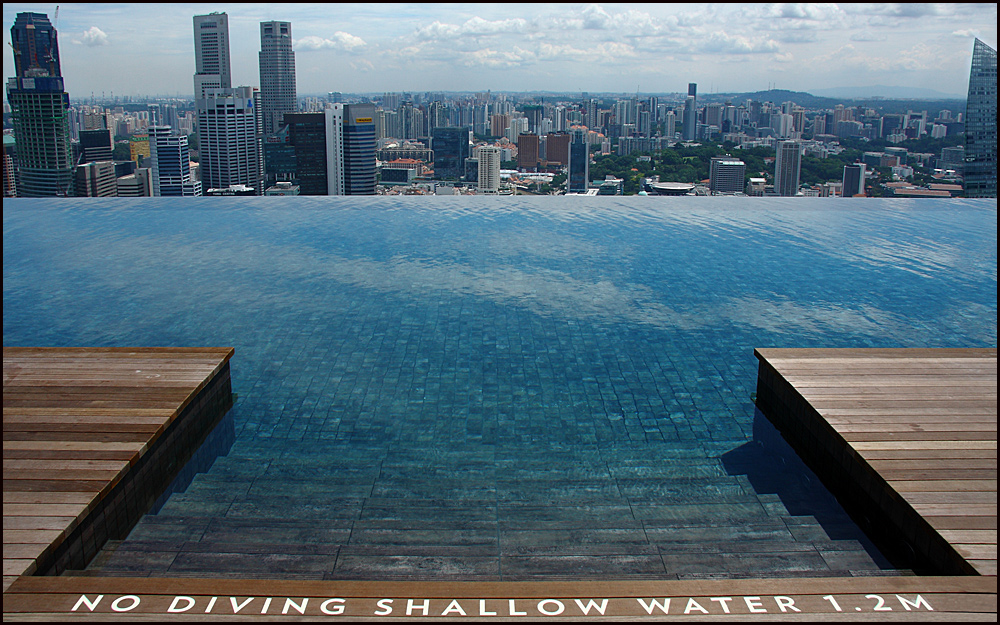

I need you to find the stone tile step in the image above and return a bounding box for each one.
[651,538,868,554]
[661,551,835,577]
[327,554,499,580]
[499,528,651,550]
[166,551,337,578]
[242,480,376,499]
[348,527,498,547]
[223,499,367,520]
[500,554,666,578]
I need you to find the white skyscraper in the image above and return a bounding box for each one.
[259,21,296,135]
[474,145,501,193]
[197,86,263,194]
[148,125,201,196]
[193,13,231,99]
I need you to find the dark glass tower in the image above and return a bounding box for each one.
[964,38,997,198]
[6,12,73,197]
[431,127,469,180]
[342,103,376,195]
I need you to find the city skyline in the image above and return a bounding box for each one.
[2,3,997,100]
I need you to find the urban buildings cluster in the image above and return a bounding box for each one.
[3,11,996,199]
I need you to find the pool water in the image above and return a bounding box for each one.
[4,196,996,580]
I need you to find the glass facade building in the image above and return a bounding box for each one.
[965,38,997,198]
[431,127,469,180]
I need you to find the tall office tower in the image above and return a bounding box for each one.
[193,13,231,99]
[7,12,74,197]
[490,113,510,137]
[283,112,327,195]
[259,21,296,135]
[709,157,745,195]
[431,127,469,180]
[517,133,539,170]
[338,103,376,194]
[964,38,997,198]
[474,145,501,193]
[197,86,263,194]
[545,132,571,166]
[663,110,676,139]
[148,126,201,196]
[682,97,696,141]
[842,163,866,197]
[567,130,589,193]
[774,140,802,197]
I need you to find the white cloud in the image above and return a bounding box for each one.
[73,26,110,47]
[414,17,527,41]
[295,33,367,52]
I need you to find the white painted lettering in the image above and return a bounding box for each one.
[479,599,497,616]
[538,599,565,616]
[282,598,308,615]
[896,595,933,611]
[168,596,195,613]
[230,597,254,613]
[111,595,140,612]
[320,599,346,615]
[744,596,767,613]
[866,594,891,611]
[573,598,607,615]
[261,597,272,614]
[710,597,733,613]
[684,598,709,614]
[72,595,104,612]
[205,597,217,613]
[441,600,467,616]
[636,598,671,615]
[374,599,394,615]
[822,595,842,612]
[774,596,800,613]
[407,599,430,616]
[509,599,527,616]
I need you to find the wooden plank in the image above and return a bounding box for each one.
[3,347,233,589]
[754,348,997,580]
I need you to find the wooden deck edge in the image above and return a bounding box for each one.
[25,362,234,577]
[752,349,992,577]
[2,575,995,620]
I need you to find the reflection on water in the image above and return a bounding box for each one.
[3,197,996,580]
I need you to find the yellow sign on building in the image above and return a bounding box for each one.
[129,134,150,162]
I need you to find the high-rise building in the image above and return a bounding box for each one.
[964,38,997,198]
[283,104,375,195]
[517,133,539,170]
[842,163,866,197]
[259,21,296,135]
[74,160,117,197]
[774,140,802,197]
[431,127,469,180]
[567,129,589,193]
[148,125,201,196]
[2,134,17,197]
[78,129,113,164]
[682,83,697,141]
[193,13,231,99]
[197,86,263,194]
[6,12,74,197]
[474,145,501,193]
[709,157,745,195]
[545,132,571,166]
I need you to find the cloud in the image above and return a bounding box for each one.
[697,31,781,54]
[72,26,110,47]
[951,29,979,38]
[850,31,888,42]
[414,17,527,41]
[295,33,367,52]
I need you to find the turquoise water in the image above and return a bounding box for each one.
[4,196,997,580]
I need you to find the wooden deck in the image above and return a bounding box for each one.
[3,347,234,592]
[754,348,997,578]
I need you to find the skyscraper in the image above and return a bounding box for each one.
[197,86,263,194]
[474,145,501,193]
[148,125,201,196]
[6,12,74,197]
[682,83,697,141]
[259,21,296,135]
[964,38,997,198]
[774,140,802,197]
[339,103,377,195]
[567,129,590,193]
[431,127,469,180]
[193,13,231,99]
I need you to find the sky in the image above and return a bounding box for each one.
[2,3,997,99]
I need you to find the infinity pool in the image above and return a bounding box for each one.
[4,196,996,580]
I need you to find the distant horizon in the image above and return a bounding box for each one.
[2,3,995,99]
